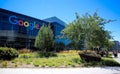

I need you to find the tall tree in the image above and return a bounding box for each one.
[62,12,113,50]
[34,25,54,52]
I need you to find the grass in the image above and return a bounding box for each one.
[101,57,120,66]
[82,57,120,67]
[30,53,80,67]
[0,51,120,68]
[14,64,18,67]
[26,59,32,65]
[1,61,8,67]
[33,60,40,67]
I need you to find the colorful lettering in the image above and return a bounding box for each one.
[9,16,18,25]
[18,20,24,26]
[9,15,40,30]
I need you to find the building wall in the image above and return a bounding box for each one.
[112,41,120,50]
[0,8,65,48]
[50,22,70,45]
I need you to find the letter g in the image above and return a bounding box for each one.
[9,15,18,25]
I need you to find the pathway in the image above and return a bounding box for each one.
[0,67,120,74]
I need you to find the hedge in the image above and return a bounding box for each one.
[0,47,19,60]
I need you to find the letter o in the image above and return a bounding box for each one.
[24,21,29,27]
[18,20,24,26]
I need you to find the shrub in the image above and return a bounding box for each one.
[78,50,101,62]
[34,25,54,52]
[0,47,19,60]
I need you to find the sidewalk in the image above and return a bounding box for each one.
[0,67,120,74]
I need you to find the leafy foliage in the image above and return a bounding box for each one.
[35,25,54,52]
[0,47,19,60]
[62,12,113,49]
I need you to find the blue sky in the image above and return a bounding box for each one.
[0,0,120,41]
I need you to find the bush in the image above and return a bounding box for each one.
[0,47,19,60]
[34,25,54,52]
[78,50,101,62]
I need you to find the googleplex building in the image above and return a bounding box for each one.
[0,8,69,48]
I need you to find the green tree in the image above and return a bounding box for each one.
[34,25,54,52]
[62,12,113,50]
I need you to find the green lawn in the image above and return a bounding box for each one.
[0,52,120,68]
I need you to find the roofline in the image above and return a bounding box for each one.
[0,8,49,24]
[51,22,65,27]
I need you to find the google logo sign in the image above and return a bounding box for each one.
[9,15,40,30]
